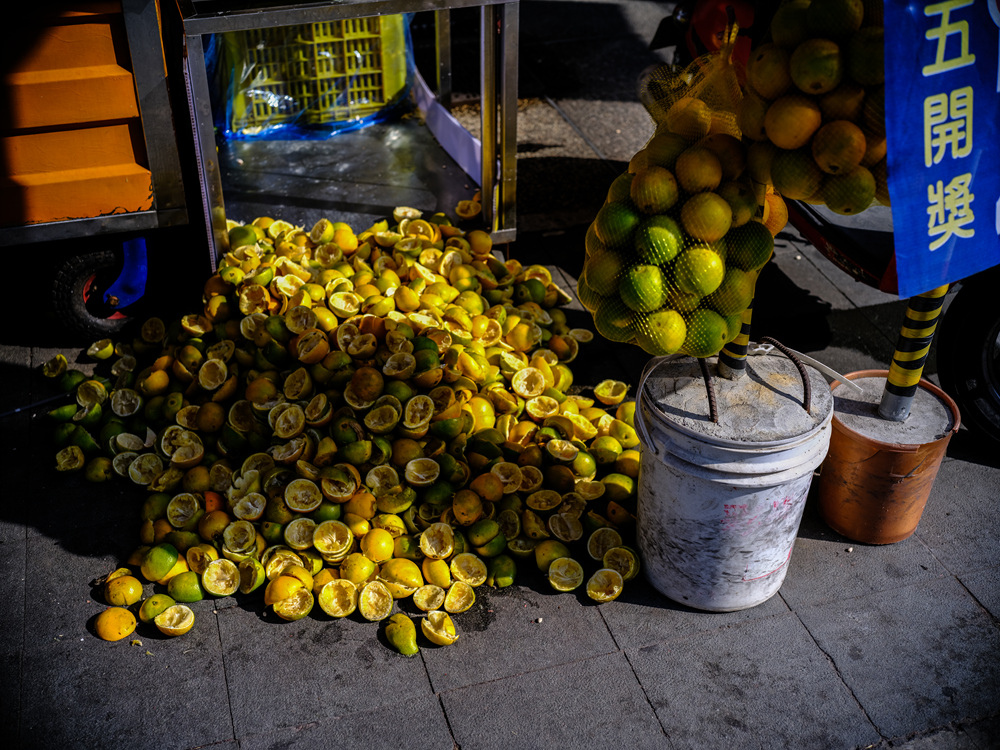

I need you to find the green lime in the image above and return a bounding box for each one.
[138,593,176,624]
[166,570,204,603]
[385,613,419,656]
[228,224,259,249]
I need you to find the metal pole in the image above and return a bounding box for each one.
[717,300,754,379]
[878,284,949,421]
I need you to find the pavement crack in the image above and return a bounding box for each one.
[621,648,678,749]
[214,611,239,744]
[790,608,885,744]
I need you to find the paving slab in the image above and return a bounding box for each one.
[551,98,658,164]
[785,228,902,312]
[520,1,673,100]
[913,458,1000,576]
[442,650,668,750]
[779,504,949,608]
[628,611,880,749]
[888,724,985,750]
[238,693,454,750]
[795,576,1000,740]
[216,605,435,738]
[958,565,1000,621]
[770,235,857,313]
[19,528,232,749]
[963,714,1000,749]
[598,574,788,652]
[421,581,617,693]
[508,100,621,233]
[0,521,25,750]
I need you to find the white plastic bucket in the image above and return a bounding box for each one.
[634,355,833,612]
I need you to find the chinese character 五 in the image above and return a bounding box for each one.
[922,0,977,76]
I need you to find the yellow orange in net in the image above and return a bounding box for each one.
[764,95,822,150]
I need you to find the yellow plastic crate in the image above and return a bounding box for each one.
[227,15,408,134]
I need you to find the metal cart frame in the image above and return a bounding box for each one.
[173,0,519,269]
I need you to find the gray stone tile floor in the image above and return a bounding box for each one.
[1,2,998,748]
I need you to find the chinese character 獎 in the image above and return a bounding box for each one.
[924,86,973,166]
[922,0,977,76]
[927,174,975,250]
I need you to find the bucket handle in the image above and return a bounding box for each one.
[759,337,812,414]
[635,355,722,456]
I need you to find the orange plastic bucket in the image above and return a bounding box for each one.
[816,370,960,545]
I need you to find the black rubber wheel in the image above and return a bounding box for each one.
[52,248,132,341]
[936,267,1000,446]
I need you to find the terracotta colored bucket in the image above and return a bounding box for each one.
[816,370,960,545]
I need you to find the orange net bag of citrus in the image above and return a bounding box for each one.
[579,23,775,358]
[741,0,888,213]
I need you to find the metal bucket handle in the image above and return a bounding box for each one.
[758,337,812,414]
[635,355,721,456]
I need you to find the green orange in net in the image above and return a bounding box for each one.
[680,192,732,244]
[634,215,683,266]
[681,308,732,358]
[593,299,635,344]
[629,166,679,215]
[673,245,725,297]
[618,265,667,313]
[635,309,687,356]
[705,268,757,317]
[726,221,774,272]
[576,276,605,313]
[606,172,634,203]
[583,249,624,297]
[592,202,641,250]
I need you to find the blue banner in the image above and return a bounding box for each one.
[884,0,1000,297]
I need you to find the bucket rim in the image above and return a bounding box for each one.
[829,370,961,450]
[636,355,834,451]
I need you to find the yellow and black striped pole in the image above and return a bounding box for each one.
[878,284,949,421]
[717,300,754,379]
